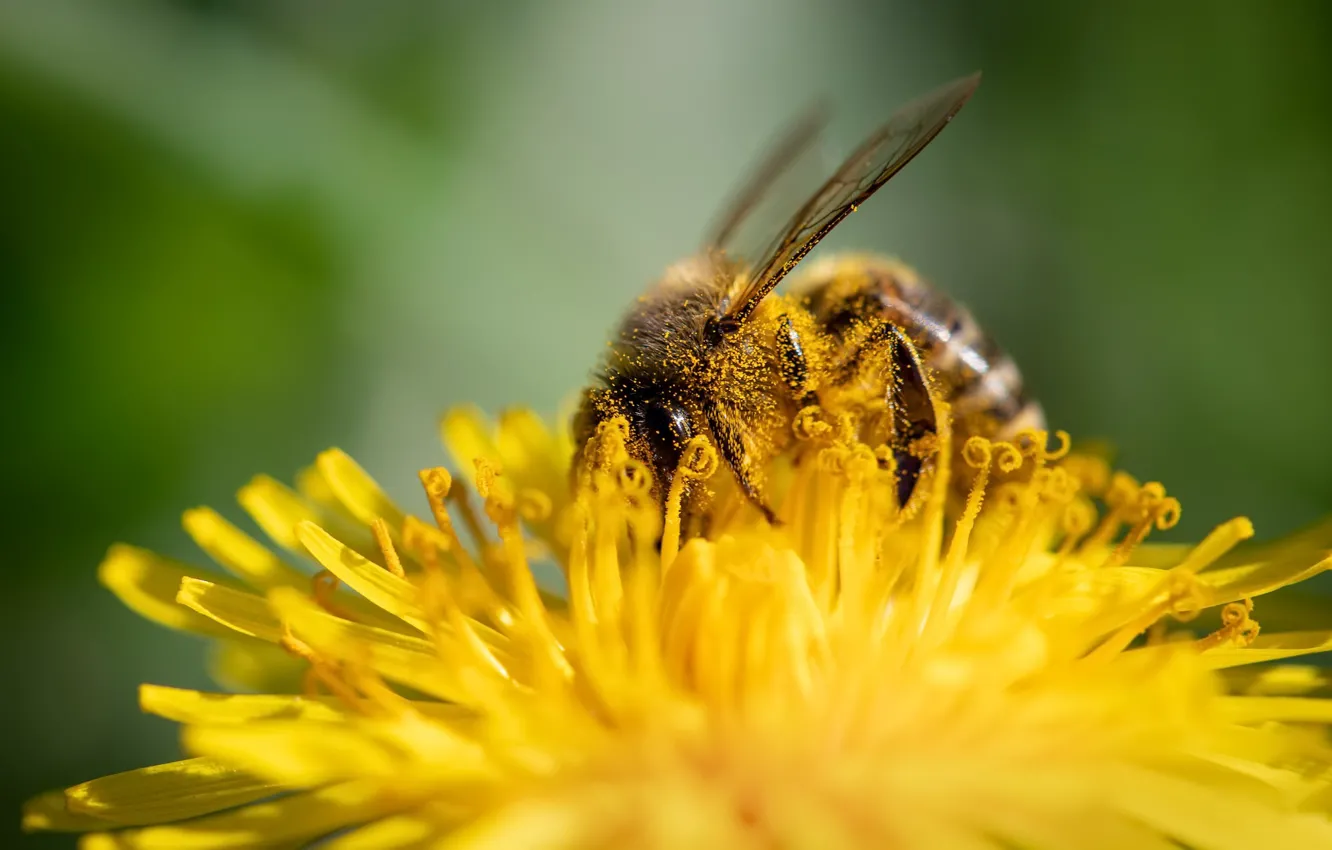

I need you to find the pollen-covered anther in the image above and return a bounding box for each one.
[1104,472,1142,512]
[793,404,832,441]
[1154,497,1183,531]
[817,445,850,475]
[662,435,720,568]
[1032,467,1080,504]
[1123,481,1182,535]
[1016,428,1071,463]
[370,517,407,578]
[1165,571,1207,623]
[1196,598,1261,650]
[1016,428,1047,457]
[616,458,653,497]
[962,436,994,469]
[1111,502,1181,568]
[1128,482,1170,524]
[842,444,880,480]
[1046,429,1072,460]
[994,440,1025,473]
[592,416,632,467]
[473,458,502,501]
[678,435,719,481]
[418,466,457,535]
[472,459,522,532]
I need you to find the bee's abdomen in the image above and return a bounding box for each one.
[798,256,1044,437]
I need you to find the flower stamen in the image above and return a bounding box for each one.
[30,401,1332,850]
[1196,598,1261,651]
[279,627,367,710]
[1102,483,1182,569]
[663,435,720,570]
[921,437,994,647]
[414,470,513,626]
[477,460,572,684]
[371,517,408,579]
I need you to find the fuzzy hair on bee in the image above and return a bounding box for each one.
[575,73,1042,523]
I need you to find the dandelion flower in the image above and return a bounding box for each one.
[23,404,1332,849]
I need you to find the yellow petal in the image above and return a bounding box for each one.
[1222,515,1332,570]
[98,546,245,639]
[495,408,569,495]
[188,580,427,689]
[1241,589,1332,632]
[320,814,441,849]
[295,521,427,630]
[239,472,379,558]
[440,406,498,488]
[1139,516,1332,573]
[1199,555,1332,605]
[965,781,1179,850]
[177,578,282,641]
[139,684,345,724]
[79,780,402,850]
[431,797,592,850]
[182,722,402,787]
[187,501,418,635]
[237,474,322,551]
[63,758,278,827]
[1131,542,1192,569]
[182,507,310,591]
[23,791,116,832]
[266,587,462,699]
[1107,764,1332,849]
[316,448,407,530]
[1203,631,1332,669]
[206,641,305,694]
[1223,664,1331,697]
[1047,554,1331,649]
[1219,696,1332,724]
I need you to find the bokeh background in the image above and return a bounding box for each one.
[4,1,1330,845]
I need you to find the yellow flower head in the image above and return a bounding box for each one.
[23,404,1332,849]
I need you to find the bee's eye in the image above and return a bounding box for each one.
[641,403,693,471]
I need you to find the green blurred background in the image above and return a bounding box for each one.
[4,1,1330,844]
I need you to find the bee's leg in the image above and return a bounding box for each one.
[776,313,819,408]
[835,321,938,509]
[704,399,780,525]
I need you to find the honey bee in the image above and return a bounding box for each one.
[574,73,1043,522]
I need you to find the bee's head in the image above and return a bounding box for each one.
[573,383,698,498]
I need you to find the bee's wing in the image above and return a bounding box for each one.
[723,73,981,326]
[705,103,830,253]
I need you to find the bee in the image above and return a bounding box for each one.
[575,73,1043,522]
